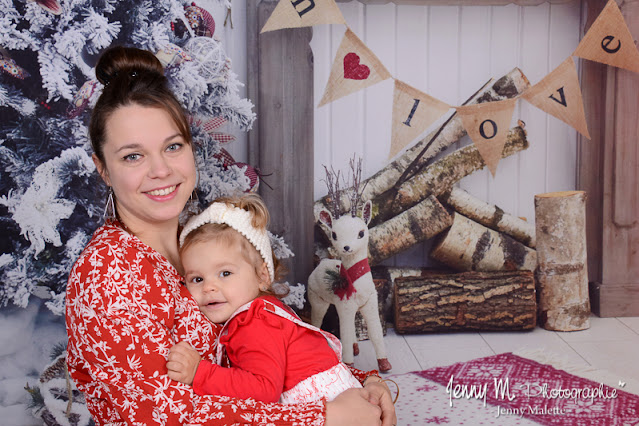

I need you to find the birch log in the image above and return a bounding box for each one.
[431,213,537,271]
[534,191,590,331]
[368,195,453,265]
[369,126,528,227]
[313,126,529,227]
[439,187,536,248]
[394,271,536,333]
[315,68,530,215]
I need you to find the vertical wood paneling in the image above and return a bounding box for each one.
[312,1,581,267]
[201,0,249,161]
[546,2,580,192]
[330,4,365,177]
[311,24,333,196]
[487,4,521,215]
[363,4,397,178]
[518,3,551,221]
[427,6,461,104]
[457,6,492,203]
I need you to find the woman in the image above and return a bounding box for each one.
[65,46,396,425]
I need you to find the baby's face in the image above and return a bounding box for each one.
[182,239,264,323]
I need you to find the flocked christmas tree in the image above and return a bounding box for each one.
[0,0,262,317]
[0,2,279,422]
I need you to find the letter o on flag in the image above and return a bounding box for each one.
[479,119,497,139]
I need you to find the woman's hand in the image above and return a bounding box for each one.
[363,378,397,426]
[167,341,201,385]
[325,387,383,426]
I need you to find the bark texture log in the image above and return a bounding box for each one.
[369,126,528,227]
[368,196,453,265]
[534,191,590,331]
[394,271,536,333]
[315,68,530,216]
[431,213,537,271]
[439,187,536,248]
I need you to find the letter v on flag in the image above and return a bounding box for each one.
[522,57,590,139]
[456,98,517,177]
[389,80,450,159]
[318,29,392,107]
[261,0,346,33]
[573,0,639,73]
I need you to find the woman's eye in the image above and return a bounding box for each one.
[167,142,183,152]
[123,153,141,162]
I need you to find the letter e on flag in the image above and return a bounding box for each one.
[573,0,639,73]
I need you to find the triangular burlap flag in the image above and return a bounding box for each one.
[261,0,346,33]
[318,29,392,107]
[522,57,590,139]
[389,80,450,159]
[456,98,517,177]
[573,0,639,73]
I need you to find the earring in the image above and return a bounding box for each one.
[103,187,116,221]
[187,189,200,214]
[180,189,201,226]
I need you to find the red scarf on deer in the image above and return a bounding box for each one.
[335,258,371,300]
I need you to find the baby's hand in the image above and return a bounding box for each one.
[167,341,201,385]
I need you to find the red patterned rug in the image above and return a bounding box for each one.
[388,353,639,425]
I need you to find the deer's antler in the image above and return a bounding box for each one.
[348,156,367,217]
[322,165,343,219]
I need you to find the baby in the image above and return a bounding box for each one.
[167,193,362,403]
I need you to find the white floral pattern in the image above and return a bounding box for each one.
[65,222,325,425]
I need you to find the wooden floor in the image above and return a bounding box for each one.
[352,315,639,384]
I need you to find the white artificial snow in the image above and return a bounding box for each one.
[281,283,306,311]
[0,300,68,425]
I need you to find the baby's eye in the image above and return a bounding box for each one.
[190,276,204,284]
[220,270,232,278]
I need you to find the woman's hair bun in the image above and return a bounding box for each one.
[95,46,164,86]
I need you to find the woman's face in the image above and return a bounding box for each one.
[95,104,196,231]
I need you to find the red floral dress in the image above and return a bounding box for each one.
[65,222,339,425]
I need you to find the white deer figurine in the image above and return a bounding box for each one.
[307,160,392,373]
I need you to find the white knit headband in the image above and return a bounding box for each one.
[179,202,275,282]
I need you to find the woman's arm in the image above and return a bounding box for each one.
[65,241,326,425]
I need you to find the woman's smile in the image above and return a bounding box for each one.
[145,184,180,199]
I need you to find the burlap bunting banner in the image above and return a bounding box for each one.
[389,79,451,159]
[318,29,392,107]
[573,0,639,73]
[456,98,517,177]
[522,57,590,139]
[261,0,346,33]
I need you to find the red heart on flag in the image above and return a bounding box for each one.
[343,52,370,80]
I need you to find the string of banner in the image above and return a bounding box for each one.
[261,0,639,176]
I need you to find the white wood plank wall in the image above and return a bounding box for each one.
[312,1,583,267]
[201,0,249,162]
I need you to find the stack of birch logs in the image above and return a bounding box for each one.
[314,68,539,334]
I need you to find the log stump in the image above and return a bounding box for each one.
[394,270,536,333]
[430,213,537,271]
[534,191,590,331]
